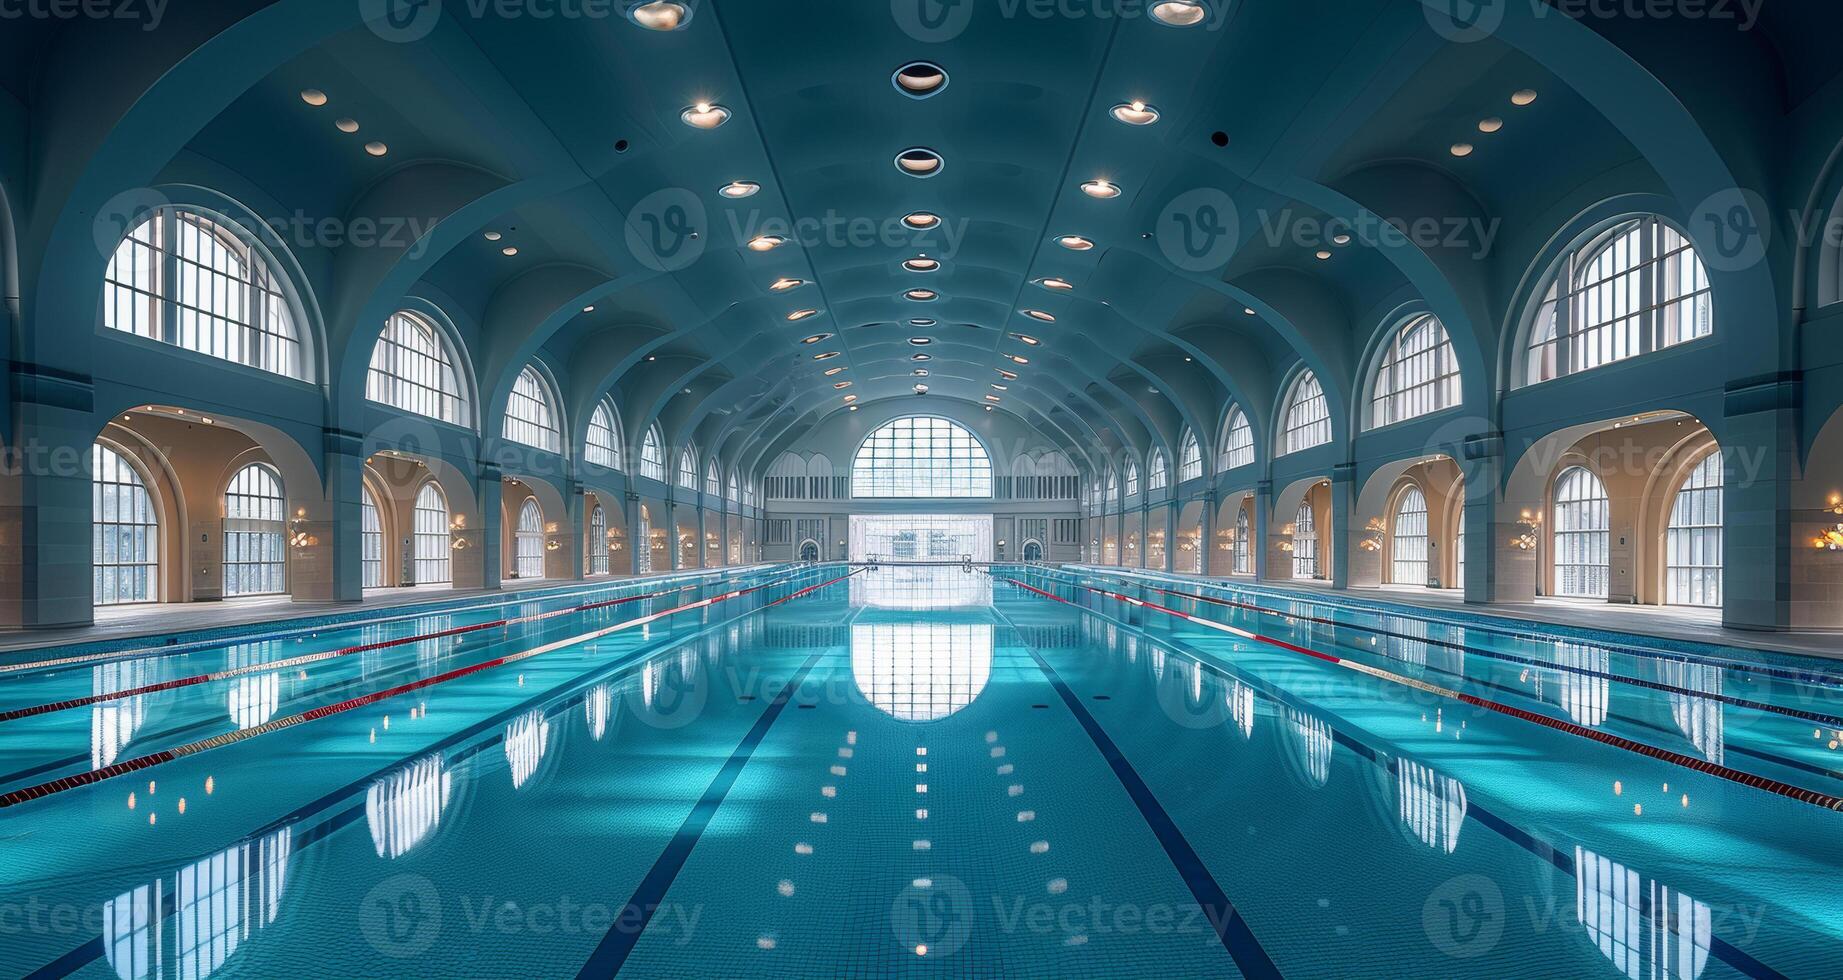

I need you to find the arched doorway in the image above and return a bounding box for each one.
[1021,540,1043,562]
[799,539,821,562]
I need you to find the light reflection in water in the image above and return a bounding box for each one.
[1575,846,1711,980]
[1658,661,1724,765]
[367,755,453,859]
[102,827,293,980]
[850,567,992,609]
[851,622,993,721]
[1228,680,1256,740]
[92,659,155,769]
[1544,644,1611,728]
[504,709,551,790]
[1395,759,1466,853]
[585,684,614,741]
[1285,706,1333,787]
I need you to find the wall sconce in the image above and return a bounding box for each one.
[1277,540,1294,553]
[1814,496,1843,551]
[545,538,561,552]
[1358,517,1385,552]
[287,518,317,550]
[1510,509,1541,551]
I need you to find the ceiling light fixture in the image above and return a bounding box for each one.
[914,384,930,394]
[1020,310,1055,322]
[1243,307,1256,315]
[997,368,1020,380]
[301,89,329,106]
[844,395,858,404]
[909,317,937,327]
[903,257,940,272]
[1315,249,1332,260]
[801,333,832,344]
[912,352,932,361]
[484,231,503,242]
[1006,353,1030,364]
[834,381,852,389]
[895,148,945,178]
[501,246,519,256]
[719,180,761,199]
[1478,117,1504,134]
[1111,100,1160,126]
[908,337,934,346]
[747,235,786,252]
[893,61,949,98]
[1057,235,1095,251]
[583,305,596,313]
[336,118,360,133]
[1332,233,1352,245]
[814,351,840,360]
[770,277,805,291]
[905,289,938,301]
[913,369,930,376]
[681,102,731,130]
[990,383,1008,391]
[1511,89,1539,106]
[1036,277,1073,291]
[787,309,821,321]
[985,394,1002,402]
[1081,180,1121,199]
[903,212,942,230]
[1009,333,1041,345]
[1450,143,1474,157]
[365,142,389,156]
[626,1,692,30]
[824,366,845,376]
[1150,0,1209,26]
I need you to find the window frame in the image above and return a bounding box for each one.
[1219,407,1254,471]
[585,399,623,469]
[503,363,563,454]
[367,309,470,428]
[1552,465,1610,599]
[850,415,995,500]
[413,481,452,585]
[1280,371,1331,455]
[1665,450,1723,608]
[1368,314,1462,430]
[92,441,161,606]
[222,462,288,597]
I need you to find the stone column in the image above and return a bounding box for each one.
[0,367,96,628]
[322,429,367,603]
[1725,373,1797,630]
[1329,463,1356,589]
[1463,432,1508,605]
[475,463,502,591]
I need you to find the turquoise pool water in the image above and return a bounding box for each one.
[0,563,1838,977]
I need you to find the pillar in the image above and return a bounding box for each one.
[323,429,367,603]
[1724,373,1797,630]
[1463,432,1507,605]
[1329,463,1356,589]
[0,367,95,628]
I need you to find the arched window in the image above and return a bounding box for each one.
[1178,430,1203,482]
[361,485,384,589]
[1391,487,1429,586]
[586,401,622,469]
[636,505,653,575]
[223,463,286,596]
[728,471,741,503]
[368,311,467,425]
[103,208,305,379]
[1103,468,1118,507]
[93,443,159,605]
[1233,502,1251,575]
[1369,315,1461,429]
[1220,408,1254,470]
[1124,459,1141,498]
[1281,371,1330,454]
[851,416,993,498]
[1147,450,1169,492]
[588,504,610,576]
[677,447,698,489]
[1666,451,1722,607]
[1293,502,1318,580]
[705,460,721,497]
[514,498,545,579]
[1553,466,1610,598]
[639,426,666,482]
[413,482,450,585]
[1526,216,1712,384]
[504,364,561,453]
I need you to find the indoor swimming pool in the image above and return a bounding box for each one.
[1,564,1839,978]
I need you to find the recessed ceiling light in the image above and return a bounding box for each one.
[1511,89,1539,106]
[893,61,949,98]
[1450,143,1474,158]
[484,231,503,241]
[848,404,859,410]
[914,384,930,394]
[583,305,596,313]
[801,333,833,344]
[909,337,933,346]
[1020,310,1055,322]
[720,181,761,198]
[1477,117,1504,134]
[1009,333,1041,345]
[1315,249,1332,260]
[336,118,360,133]
[895,148,945,177]
[990,383,1008,391]
[1243,307,1256,315]
[903,212,942,230]
[501,246,519,256]
[913,369,930,376]
[912,352,932,361]
[984,394,1002,402]
[1057,235,1095,251]
[770,278,805,291]
[1332,233,1352,245]
[814,351,840,360]
[747,235,786,252]
[1150,0,1208,26]
[787,309,821,321]
[626,1,692,30]
[301,89,329,106]
[1036,277,1073,291]
[997,368,1019,380]
[985,405,994,412]
[1006,353,1030,364]
[903,257,941,273]
[1081,180,1121,199]
[1110,101,1160,126]
[365,142,389,156]
[681,102,731,130]
[905,289,938,302]
[909,317,937,327]
[824,366,845,376]
[834,381,852,389]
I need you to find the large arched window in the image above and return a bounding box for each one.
[1369,315,1461,429]
[677,447,699,490]
[1281,372,1330,454]
[1233,502,1251,575]
[1666,451,1722,607]
[1220,408,1254,470]
[586,400,622,469]
[223,463,286,597]
[852,416,993,498]
[103,208,306,379]
[93,443,159,606]
[705,460,721,497]
[728,471,741,503]
[588,504,610,576]
[1103,467,1118,507]
[1124,459,1141,498]
[1178,430,1204,483]
[1147,450,1169,492]
[1293,502,1318,580]
[514,498,545,579]
[1391,486,1429,586]
[1553,466,1610,598]
[639,426,666,482]
[368,311,467,425]
[361,485,384,589]
[413,482,450,585]
[504,364,561,453]
[1526,216,1712,384]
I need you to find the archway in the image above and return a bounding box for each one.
[1351,456,1463,590]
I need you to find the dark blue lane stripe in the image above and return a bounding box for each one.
[575,651,826,980]
[1004,627,1282,979]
